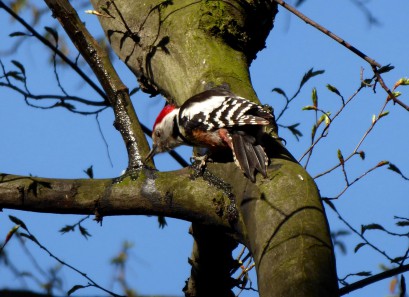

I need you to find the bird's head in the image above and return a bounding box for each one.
[145,104,182,161]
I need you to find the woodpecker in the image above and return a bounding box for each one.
[146,89,275,182]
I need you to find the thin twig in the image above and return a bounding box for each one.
[274,0,381,68]
[372,65,409,111]
[0,0,107,101]
[20,224,124,297]
[324,199,394,262]
[313,98,388,179]
[299,85,363,163]
[339,263,409,295]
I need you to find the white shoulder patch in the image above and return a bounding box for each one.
[181,96,226,120]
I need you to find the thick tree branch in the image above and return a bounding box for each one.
[184,224,238,297]
[0,170,238,234]
[44,0,150,169]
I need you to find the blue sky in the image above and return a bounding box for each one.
[1,1,409,296]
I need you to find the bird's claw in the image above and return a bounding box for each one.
[190,154,212,171]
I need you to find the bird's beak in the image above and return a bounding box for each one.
[145,144,158,162]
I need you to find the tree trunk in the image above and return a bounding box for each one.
[89,0,339,296]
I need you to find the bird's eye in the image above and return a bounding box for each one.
[155,130,161,138]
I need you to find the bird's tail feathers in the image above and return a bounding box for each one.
[232,133,268,182]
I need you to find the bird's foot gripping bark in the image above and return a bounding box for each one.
[112,167,144,184]
[190,153,212,173]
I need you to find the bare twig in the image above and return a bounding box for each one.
[299,85,363,163]
[324,199,394,262]
[0,1,107,100]
[274,0,409,114]
[339,263,409,295]
[313,98,388,179]
[274,0,381,68]
[44,0,151,169]
[17,219,124,297]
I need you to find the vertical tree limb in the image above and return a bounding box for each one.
[44,0,150,169]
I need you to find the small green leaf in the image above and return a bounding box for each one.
[8,215,28,231]
[79,225,92,239]
[354,242,367,253]
[394,77,409,88]
[129,87,140,96]
[391,256,407,263]
[9,31,29,37]
[377,64,394,74]
[388,163,402,175]
[323,113,331,126]
[6,71,24,81]
[361,223,385,234]
[11,60,26,75]
[299,68,325,89]
[19,233,39,245]
[286,123,302,141]
[311,124,317,141]
[361,78,373,87]
[326,84,341,96]
[272,88,289,100]
[357,151,365,160]
[378,111,389,119]
[68,285,86,296]
[396,221,409,227]
[337,149,344,165]
[391,91,402,98]
[302,105,317,111]
[59,225,75,234]
[311,87,318,107]
[377,160,390,167]
[4,225,20,246]
[355,271,372,277]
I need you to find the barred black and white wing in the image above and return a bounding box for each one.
[178,89,273,135]
[176,89,273,182]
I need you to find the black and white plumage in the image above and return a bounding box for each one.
[146,89,274,182]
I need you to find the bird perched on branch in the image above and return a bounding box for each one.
[146,89,275,182]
